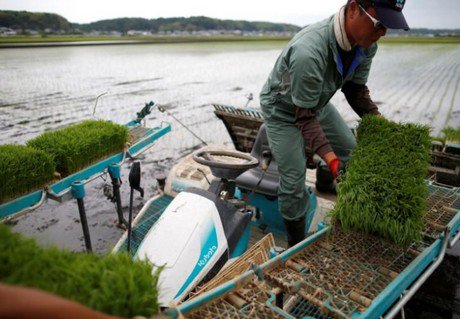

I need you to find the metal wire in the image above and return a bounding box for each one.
[423,184,460,238]
[189,234,275,299]
[187,282,287,319]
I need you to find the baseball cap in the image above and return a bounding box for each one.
[372,0,410,30]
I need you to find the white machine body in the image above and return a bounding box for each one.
[136,191,228,306]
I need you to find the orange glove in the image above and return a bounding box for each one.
[328,157,346,178]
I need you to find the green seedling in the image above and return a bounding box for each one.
[0,224,161,317]
[27,120,128,177]
[330,116,431,246]
[0,145,55,204]
[441,126,460,143]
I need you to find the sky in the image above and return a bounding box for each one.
[1,0,459,29]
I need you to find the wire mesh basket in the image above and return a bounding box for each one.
[188,233,275,299]
[423,183,460,238]
[177,183,459,319]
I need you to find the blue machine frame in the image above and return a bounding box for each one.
[166,183,460,319]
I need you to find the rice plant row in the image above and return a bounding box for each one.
[0,224,160,317]
[442,126,460,143]
[27,120,128,177]
[330,116,431,246]
[0,145,55,204]
[0,120,128,204]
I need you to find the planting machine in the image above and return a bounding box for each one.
[113,126,318,305]
[2,98,458,318]
[113,104,459,318]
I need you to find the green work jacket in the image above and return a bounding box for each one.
[260,15,377,123]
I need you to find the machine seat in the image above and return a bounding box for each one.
[235,125,279,197]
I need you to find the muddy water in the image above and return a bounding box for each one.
[1,41,459,316]
[1,41,289,251]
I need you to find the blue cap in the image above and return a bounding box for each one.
[372,0,410,30]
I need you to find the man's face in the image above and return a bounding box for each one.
[349,4,387,48]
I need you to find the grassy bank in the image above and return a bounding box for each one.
[379,36,460,44]
[1,35,459,45]
[0,35,292,44]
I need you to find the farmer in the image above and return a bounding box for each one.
[259,0,409,247]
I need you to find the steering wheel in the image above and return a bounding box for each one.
[193,150,258,180]
[193,150,259,190]
[193,150,258,169]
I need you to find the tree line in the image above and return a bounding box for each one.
[1,10,458,36]
[0,10,300,34]
[0,10,71,31]
[78,16,301,33]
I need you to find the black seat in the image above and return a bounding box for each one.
[235,125,279,197]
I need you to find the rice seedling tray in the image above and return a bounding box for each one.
[331,116,431,246]
[166,182,460,319]
[213,104,264,153]
[0,145,55,218]
[441,127,460,150]
[0,145,55,202]
[430,143,460,187]
[0,122,171,219]
[47,123,170,200]
[27,120,130,177]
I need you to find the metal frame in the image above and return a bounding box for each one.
[382,231,450,319]
[167,184,459,319]
[0,190,46,221]
[165,227,331,318]
[168,227,454,319]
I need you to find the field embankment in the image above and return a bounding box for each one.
[0,35,459,48]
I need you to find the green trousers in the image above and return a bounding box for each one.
[263,102,356,220]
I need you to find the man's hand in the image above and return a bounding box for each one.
[0,284,122,319]
[328,157,346,178]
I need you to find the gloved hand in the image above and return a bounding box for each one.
[328,157,346,179]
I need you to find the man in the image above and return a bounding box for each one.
[259,0,409,247]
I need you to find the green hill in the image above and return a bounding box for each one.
[0,10,300,34]
[1,10,458,37]
[0,10,71,31]
[75,16,300,33]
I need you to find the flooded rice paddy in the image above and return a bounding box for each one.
[0,41,459,251]
[1,40,459,317]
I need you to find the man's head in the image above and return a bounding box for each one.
[345,0,409,48]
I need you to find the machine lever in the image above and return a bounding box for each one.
[129,162,144,197]
[127,162,143,253]
[262,150,272,172]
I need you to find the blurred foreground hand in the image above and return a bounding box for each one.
[0,283,122,319]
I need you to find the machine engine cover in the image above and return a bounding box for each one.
[136,191,228,306]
